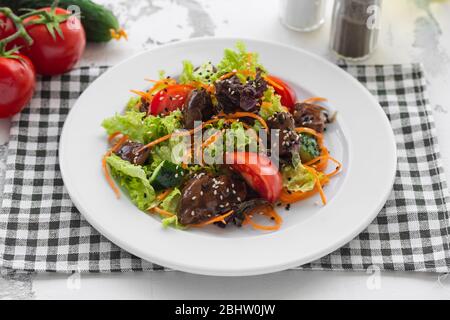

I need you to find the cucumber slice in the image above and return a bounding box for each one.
[149,160,185,190]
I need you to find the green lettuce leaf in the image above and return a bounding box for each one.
[203,122,259,163]
[125,96,141,111]
[215,41,265,82]
[102,109,183,144]
[259,87,288,120]
[159,188,186,229]
[144,109,183,141]
[106,154,155,210]
[161,215,186,229]
[180,60,216,84]
[160,188,181,214]
[102,110,148,143]
[281,163,317,193]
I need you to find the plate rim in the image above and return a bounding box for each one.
[59,37,397,276]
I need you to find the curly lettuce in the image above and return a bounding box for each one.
[161,215,186,229]
[102,109,183,144]
[160,188,181,214]
[281,163,317,193]
[202,121,259,164]
[125,96,141,111]
[159,188,186,229]
[106,154,155,210]
[215,41,265,82]
[180,42,266,85]
[180,60,216,85]
[259,87,288,120]
[102,111,148,143]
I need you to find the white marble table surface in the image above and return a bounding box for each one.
[1,0,450,300]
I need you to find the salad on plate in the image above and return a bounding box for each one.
[101,42,342,231]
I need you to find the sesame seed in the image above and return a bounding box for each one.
[192,196,196,200]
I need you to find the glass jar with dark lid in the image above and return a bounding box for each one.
[330,0,383,61]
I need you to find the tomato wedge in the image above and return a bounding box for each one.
[149,84,193,116]
[225,152,282,203]
[266,75,297,110]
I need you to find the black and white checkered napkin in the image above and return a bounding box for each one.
[0,64,449,273]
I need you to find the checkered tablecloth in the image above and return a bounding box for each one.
[0,64,449,274]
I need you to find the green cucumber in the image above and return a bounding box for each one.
[299,133,320,163]
[149,161,186,190]
[0,0,122,42]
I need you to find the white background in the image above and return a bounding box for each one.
[2,0,450,299]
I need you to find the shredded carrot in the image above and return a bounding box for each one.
[304,165,327,205]
[108,132,122,144]
[302,147,329,172]
[137,118,225,153]
[157,188,173,201]
[134,79,178,103]
[188,80,215,93]
[189,210,234,227]
[295,127,324,144]
[145,78,177,86]
[303,147,343,176]
[197,130,223,162]
[325,156,342,178]
[314,147,329,172]
[224,112,269,131]
[279,174,330,204]
[239,69,256,77]
[264,76,284,91]
[244,205,282,231]
[203,130,224,148]
[130,89,151,103]
[150,206,175,217]
[302,97,328,104]
[102,135,129,198]
[247,52,253,64]
[219,71,237,80]
[279,187,319,204]
[145,79,159,83]
[261,101,272,109]
[304,155,329,169]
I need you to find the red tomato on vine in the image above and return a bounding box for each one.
[20,7,86,76]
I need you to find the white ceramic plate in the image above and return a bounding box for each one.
[59,38,396,276]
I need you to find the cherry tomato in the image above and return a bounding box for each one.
[0,54,36,118]
[21,7,86,76]
[266,75,297,110]
[150,85,193,116]
[0,13,16,40]
[225,152,282,203]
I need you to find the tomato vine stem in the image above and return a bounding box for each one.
[0,7,33,56]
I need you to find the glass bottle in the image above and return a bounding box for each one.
[280,0,327,32]
[330,0,383,61]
